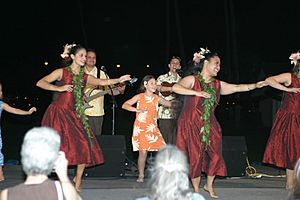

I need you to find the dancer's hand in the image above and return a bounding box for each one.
[287,87,300,93]
[28,107,37,114]
[119,75,131,83]
[195,91,211,98]
[59,85,73,92]
[255,81,268,88]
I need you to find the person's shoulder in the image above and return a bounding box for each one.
[157,73,168,79]
[192,192,206,200]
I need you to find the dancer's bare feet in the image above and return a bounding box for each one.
[73,176,82,192]
[286,183,294,190]
[136,175,144,183]
[204,184,219,199]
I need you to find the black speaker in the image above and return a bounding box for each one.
[222,136,247,177]
[85,135,126,178]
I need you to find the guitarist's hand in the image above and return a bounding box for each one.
[195,91,211,98]
[59,85,73,92]
[119,75,131,83]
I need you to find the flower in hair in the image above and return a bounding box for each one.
[60,43,77,58]
[193,47,211,63]
[289,52,300,65]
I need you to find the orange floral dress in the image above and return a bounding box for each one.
[132,93,166,151]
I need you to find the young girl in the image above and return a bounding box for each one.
[122,75,209,183]
[0,82,37,181]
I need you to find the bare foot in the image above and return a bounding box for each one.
[286,184,294,190]
[204,184,219,199]
[73,176,82,192]
[136,175,144,183]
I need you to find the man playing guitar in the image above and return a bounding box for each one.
[156,56,181,144]
[84,49,125,136]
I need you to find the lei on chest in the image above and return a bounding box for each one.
[295,72,300,85]
[197,72,216,150]
[67,66,93,146]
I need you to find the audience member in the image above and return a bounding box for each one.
[136,145,205,200]
[0,127,82,200]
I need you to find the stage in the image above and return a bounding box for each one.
[0,164,290,200]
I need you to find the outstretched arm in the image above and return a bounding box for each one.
[2,103,36,115]
[220,80,267,95]
[265,73,300,93]
[87,75,131,86]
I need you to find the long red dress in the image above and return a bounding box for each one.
[176,76,227,178]
[42,68,104,166]
[263,73,300,170]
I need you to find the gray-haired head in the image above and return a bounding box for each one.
[148,145,193,200]
[21,127,61,176]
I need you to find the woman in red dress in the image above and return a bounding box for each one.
[263,52,300,190]
[174,48,266,198]
[36,43,131,191]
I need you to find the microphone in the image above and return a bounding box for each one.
[119,77,138,86]
[126,77,138,86]
[100,66,107,72]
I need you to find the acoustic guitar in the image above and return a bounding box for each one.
[159,82,176,97]
[83,77,138,110]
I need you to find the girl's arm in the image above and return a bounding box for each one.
[265,73,300,93]
[220,80,267,95]
[158,97,172,107]
[36,69,73,92]
[2,103,36,115]
[87,75,131,86]
[122,94,145,113]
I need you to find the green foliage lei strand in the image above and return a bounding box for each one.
[295,71,300,85]
[67,66,93,147]
[198,72,216,150]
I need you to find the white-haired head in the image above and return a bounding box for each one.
[21,127,61,176]
[148,145,193,200]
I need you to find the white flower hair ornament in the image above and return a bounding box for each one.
[60,43,77,58]
[289,51,300,66]
[193,47,211,63]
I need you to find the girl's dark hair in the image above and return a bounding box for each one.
[182,51,218,77]
[62,44,86,66]
[137,75,156,93]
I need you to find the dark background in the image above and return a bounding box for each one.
[0,0,299,163]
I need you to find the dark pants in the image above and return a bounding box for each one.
[88,116,104,136]
[158,118,178,145]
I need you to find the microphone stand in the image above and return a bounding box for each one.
[103,71,117,136]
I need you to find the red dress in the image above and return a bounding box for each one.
[176,76,226,178]
[42,68,104,166]
[263,73,300,170]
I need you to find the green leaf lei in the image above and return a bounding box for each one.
[67,66,93,147]
[295,71,300,84]
[198,72,216,150]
